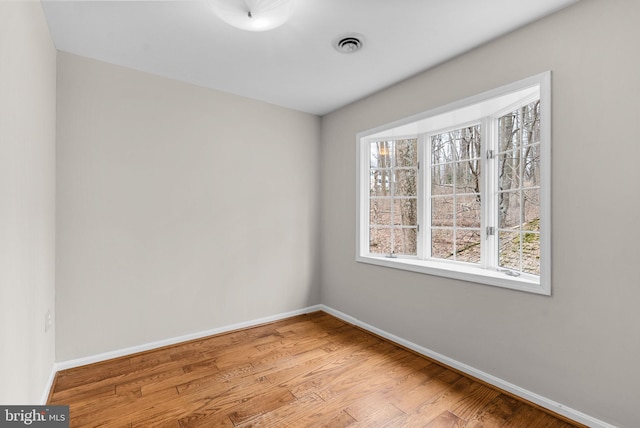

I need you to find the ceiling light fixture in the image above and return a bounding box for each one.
[210,0,295,32]
[334,34,364,54]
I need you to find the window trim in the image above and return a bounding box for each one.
[356,72,551,295]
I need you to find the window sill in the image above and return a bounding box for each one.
[356,255,550,295]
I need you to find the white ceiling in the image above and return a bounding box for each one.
[41,0,578,115]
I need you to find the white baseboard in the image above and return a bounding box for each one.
[54,305,322,371]
[40,363,58,404]
[317,304,614,428]
[49,303,612,427]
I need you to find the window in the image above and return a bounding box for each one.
[357,72,551,295]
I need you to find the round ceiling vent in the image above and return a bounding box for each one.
[333,34,364,54]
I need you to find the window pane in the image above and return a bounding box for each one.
[370,141,392,168]
[431,196,453,227]
[394,139,418,167]
[457,195,481,228]
[499,112,523,152]
[522,231,540,275]
[370,198,391,226]
[523,143,540,187]
[499,231,521,271]
[393,169,417,196]
[451,125,481,161]
[522,100,541,146]
[393,198,417,226]
[456,229,481,263]
[370,169,390,197]
[369,227,390,255]
[498,150,521,192]
[523,188,540,225]
[432,229,453,260]
[393,228,417,255]
[499,190,521,229]
[431,164,454,195]
[454,159,481,195]
[431,134,453,165]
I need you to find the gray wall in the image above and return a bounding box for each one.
[0,2,57,404]
[56,53,321,361]
[320,0,640,426]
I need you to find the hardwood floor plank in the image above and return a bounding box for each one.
[227,387,296,425]
[464,394,525,427]
[263,348,332,386]
[208,334,286,369]
[178,411,234,428]
[115,367,185,396]
[175,368,269,399]
[316,410,357,428]
[67,386,180,427]
[54,356,184,402]
[412,377,487,423]
[424,410,465,428]
[385,364,460,414]
[344,400,406,426]
[450,382,501,420]
[48,312,583,427]
[383,352,435,381]
[53,358,133,392]
[233,393,326,428]
[181,357,219,374]
[49,383,116,405]
[502,405,576,428]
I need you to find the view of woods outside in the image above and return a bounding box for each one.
[431,125,482,263]
[497,100,541,275]
[367,99,541,276]
[369,139,418,256]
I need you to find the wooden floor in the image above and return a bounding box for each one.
[49,312,582,427]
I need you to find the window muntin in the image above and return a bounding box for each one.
[357,72,551,295]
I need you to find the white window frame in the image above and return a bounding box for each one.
[356,72,551,295]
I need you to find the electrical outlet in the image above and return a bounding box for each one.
[45,309,53,332]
